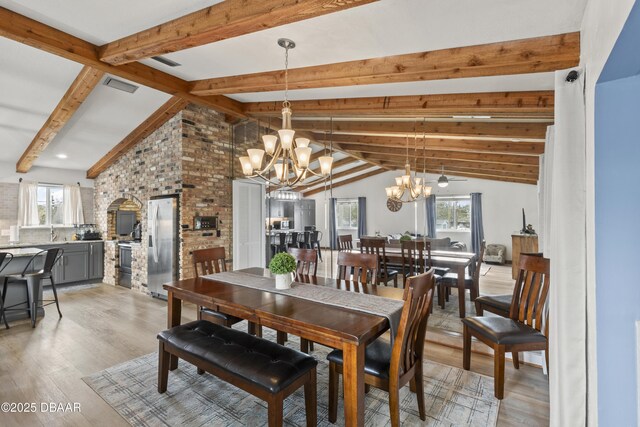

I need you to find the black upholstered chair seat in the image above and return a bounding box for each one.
[200,307,242,324]
[461,316,547,345]
[433,267,450,277]
[158,320,317,394]
[474,294,512,313]
[440,271,473,287]
[327,337,392,379]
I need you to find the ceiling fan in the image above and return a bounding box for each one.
[428,166,467,188]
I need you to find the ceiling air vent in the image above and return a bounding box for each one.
[103,77,139,94]
[151,56,181,67]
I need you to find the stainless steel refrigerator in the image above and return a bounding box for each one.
[147,196,178,299]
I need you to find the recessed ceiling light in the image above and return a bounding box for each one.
[56,154,68,159]
[103,77,139,93]
[151,56,181,67]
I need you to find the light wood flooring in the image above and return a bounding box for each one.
[0,268,548,426]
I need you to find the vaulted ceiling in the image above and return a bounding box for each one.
[0,0,587,187]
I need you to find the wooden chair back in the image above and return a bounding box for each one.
[401,240,429,276]
[510,253,551,334]
[390,270,435,380]
[337,234,353,251]
[192,247,227,278]
[288,247,318,278]
[337,252,378,284]
[360,237,390,282]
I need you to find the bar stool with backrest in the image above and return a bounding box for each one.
[337,234,353,251]
[3,248,63,328]
[310,230,323,261]
[462,253,550,399]
[437,241,485,309]
[360,237,399,287]
[192,247,260,336]
[299,231,312,249]
[0,252,15,329]
[287,232,300,249]
[327,269,435,427]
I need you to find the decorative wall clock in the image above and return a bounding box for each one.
[386,198,402,212]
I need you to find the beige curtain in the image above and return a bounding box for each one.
[63,184,84,225]
[17,181,39,226]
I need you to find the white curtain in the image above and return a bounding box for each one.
[548,69,587,427]
[63,185,84,225]
[538,125,555,253]
[17,181,39,226]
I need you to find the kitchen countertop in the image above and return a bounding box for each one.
[0,240,104,250]
[2,247,44,258]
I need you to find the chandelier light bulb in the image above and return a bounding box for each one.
[423,186,432,197]
[402,175,411,186]
[274,163,288,181]
[295,137,310,148]
[394,176,403,186]
[239,156,253,176]
[318,156,333,176]
[278,129,295,149]
[385,187,393,197]
[262,134,277,155]
[294,146,312,168]
[247,148,265,170]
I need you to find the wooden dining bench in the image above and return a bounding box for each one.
[157,320,317,427]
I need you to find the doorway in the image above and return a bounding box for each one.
[232,180,265,270]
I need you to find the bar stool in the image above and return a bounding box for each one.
[300,231,312,249]
[3,248,63,328]
[288,232,300,249]
[0,252,15,329]
[310,230,323,261]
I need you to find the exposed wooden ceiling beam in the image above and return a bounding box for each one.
[191,32,579,95]
[419,166,538,181]
[100,0,377,65]
[16,66,104,173]
[314,133,545,155]
[302,168,386,197]
[294,120,549,140]
[321,145,539,166]
[0,7,244,117]
[243,91,554,117]
[424,168,537,185]
[292,164,374,193]
[372,156,539,175]
[86,96,188,179]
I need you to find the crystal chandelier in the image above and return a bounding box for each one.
[239,39,333,188]
[385,124,432,203]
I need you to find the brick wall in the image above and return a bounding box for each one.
[93,103,255,294]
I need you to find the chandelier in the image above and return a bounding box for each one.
[239,39,333,188]
[385,124,432,203]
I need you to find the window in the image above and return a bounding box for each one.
[336,200,358,229]
[37,184,64,225]
[436,196,471,231]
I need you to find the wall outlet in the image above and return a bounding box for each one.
[0,229,9,237]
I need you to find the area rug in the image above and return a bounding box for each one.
[83,324,499,426]
[427,290,476,335]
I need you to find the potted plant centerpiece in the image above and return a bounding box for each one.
[269,252,297,289]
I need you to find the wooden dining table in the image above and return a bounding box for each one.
[163,267,404,427]
[349,248,476,317]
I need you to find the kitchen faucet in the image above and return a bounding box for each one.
[50,225,58,242]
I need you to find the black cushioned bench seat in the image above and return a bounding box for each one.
[157,320,317,427]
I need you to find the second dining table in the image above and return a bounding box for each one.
[350,247,477,317]
[163,267,405,427]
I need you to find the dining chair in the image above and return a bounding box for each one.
[4,248,63,328]
[337,234,353,251]
[360,237,399,287]
[462,253,550,399]
[474,252,545,318]
[437,241,485,309]
[287,247,318,280]
[287,247,318,353]
[336,252,378,284]
[327,269,435,426]
[0,252,15,329]
[192,247,259,338]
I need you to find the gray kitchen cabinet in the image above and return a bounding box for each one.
[89,242,104,279]
[60,250,90,283]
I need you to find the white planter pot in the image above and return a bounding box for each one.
[275,273,293,289]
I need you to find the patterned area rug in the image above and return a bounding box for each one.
[428,290,476,335]
[83,324,499,426]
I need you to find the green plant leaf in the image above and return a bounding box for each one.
[268,252,297,275]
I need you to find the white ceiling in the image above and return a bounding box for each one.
[0,0,587,175]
